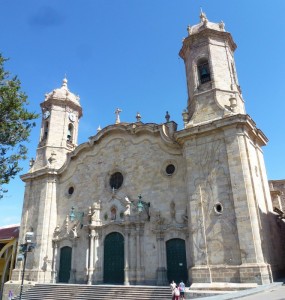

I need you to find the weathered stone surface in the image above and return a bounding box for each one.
[8,13,285,295]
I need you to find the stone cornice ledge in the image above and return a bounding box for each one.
[21,167,58,182]
[174,114,268,146]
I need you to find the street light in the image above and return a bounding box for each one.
[69,206,84,228]
[137,194,150,220]
[17,231,35,300]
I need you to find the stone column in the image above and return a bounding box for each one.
[139,226,145,283]
[69,240,77,283]
[93,232,100,283]
[51,241,58,283]
[87,229,95,285]
[136,224,141,283]
[97,232,103,283]
[156,233,167,285]
[124,227,130,285]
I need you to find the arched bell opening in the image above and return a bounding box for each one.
[67,123,74,143]
[197,59,211,84]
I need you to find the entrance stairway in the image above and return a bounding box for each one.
[13,284,172,300]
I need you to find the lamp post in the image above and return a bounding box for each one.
[17,231,35,300]
[69,206,84,227]
[137,194,150,220]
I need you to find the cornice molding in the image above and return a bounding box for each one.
[175,114,268,146]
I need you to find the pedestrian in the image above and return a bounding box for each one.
[8,290,13,300]
[179,280,185,300]
[174,285,180,300]
[170,280,176,300]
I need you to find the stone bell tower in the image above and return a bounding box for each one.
[32,78,82,170]
[179,11,245,126]
[177,12,273,285]
[11,79,83,284]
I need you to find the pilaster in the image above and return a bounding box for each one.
[124,226,130,285]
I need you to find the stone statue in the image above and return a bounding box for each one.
[124,196,131,216]
[90,201,101,224]
[155,211,165,225]
[71,225,78,238]
[187,25,191,36]
[53,225,60,238]
[219,21,225,31]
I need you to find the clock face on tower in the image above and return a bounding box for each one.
[69,113,76,122]
[43,111,50,119]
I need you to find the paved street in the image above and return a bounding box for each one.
[196,282,285,300]
[236,284,285,300]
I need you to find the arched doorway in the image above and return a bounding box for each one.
[166,238,188,284]
[58,246,72,283]
[104,232,124,284]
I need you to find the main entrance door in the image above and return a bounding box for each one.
[58,246,72,283]
[166,238,188,284]
[103,232,124,284]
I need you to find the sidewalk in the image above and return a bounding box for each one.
[194,281,285,300]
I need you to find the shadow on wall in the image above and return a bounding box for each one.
[259,207,285,281]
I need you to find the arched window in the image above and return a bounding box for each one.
[67,123,74,142]
[43,121,49,140]
[198,59,211,84]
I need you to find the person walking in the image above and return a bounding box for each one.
[179,280,185,300]
[170,280,176,300]
[174,285,180,300]
[8,290,13,300]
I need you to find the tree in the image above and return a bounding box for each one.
[0,54,38,198]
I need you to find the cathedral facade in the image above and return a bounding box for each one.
[12,13,285,287]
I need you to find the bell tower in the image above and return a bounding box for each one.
[177,12,273,285]
[179,11,245,126]
[33,78,82,170]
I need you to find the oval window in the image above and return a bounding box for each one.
[68,186,74,195]
[109,172,124,190]
[166,164,175,176]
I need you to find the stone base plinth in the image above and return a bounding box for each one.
[156,267,168,285]
[189,263,272,285]
[189,266,212,283]
[12,268,53,283]
[239,263,272,284]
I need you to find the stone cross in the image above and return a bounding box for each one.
[115,108,122,124]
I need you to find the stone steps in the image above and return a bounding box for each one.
[13,284,172,300]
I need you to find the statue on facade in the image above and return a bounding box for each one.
[89,200,101,225]
[53,225,60,239]
[71,224,78,238]
[155,211,165,225]
[124,196,131,216]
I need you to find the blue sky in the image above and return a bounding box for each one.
[0,0,285,226]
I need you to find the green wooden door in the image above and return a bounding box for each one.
[166,239,188,284]
[104,232,124,284]
[58,246,72,283]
